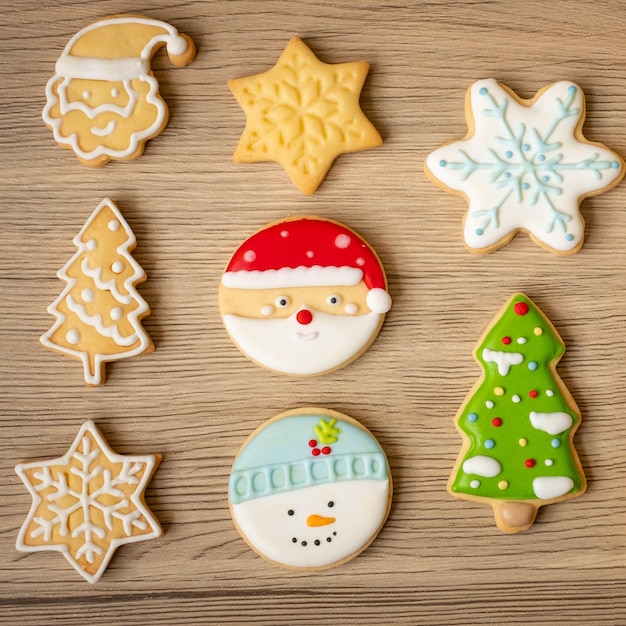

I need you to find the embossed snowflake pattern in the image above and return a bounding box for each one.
[16,421,162,583]
[229,37,382,194]
[426,79,624,254]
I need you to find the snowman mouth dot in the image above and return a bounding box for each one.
[291,533,336,547]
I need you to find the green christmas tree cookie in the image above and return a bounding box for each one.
[448,293,586,533]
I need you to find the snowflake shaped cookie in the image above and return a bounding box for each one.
[16,421,162,583]
[425,79,625,254]
[229,37,382,194]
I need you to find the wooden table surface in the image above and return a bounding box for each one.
[3,0,626,623]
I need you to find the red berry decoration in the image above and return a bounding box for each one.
[524,459,536,468]
[308,439,317,448]
[311,448,321,457]
[514,302,529,316]
[321,446,331,455]
[492,417,503,427]
[529,390,538,398]
[501,336,512,345]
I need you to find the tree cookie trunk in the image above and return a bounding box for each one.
[493,501,538,533]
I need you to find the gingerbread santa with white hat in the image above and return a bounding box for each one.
[219,216,392,376]
[43,14,196,166]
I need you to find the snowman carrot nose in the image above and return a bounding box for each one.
[306,514,336,527]
[296,309,313,325]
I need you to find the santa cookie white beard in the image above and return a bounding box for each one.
[219,216,392,376]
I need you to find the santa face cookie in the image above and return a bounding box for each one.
[425,79,625,254]
[43,15,196,167]
[229,408,392,569]
[219,217,392,376]
[449,294,586,533]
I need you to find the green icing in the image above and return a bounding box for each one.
[450,294,584,500]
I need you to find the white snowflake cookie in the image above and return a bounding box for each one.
[15,421,162,583]
[425,79,625,255]
[229,408,392,569]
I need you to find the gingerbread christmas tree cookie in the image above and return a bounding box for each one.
[449,293,586,533]
[425,79,625,254]
[40,198,153,385]
[16,421,162,583]
[229,37,382,194]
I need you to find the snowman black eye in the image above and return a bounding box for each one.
[326,295,341,306]
[327,501,334,508]
[287,509,294,516]
[275,296,290,308]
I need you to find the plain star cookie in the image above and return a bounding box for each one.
[40,198,153,386]
[449,294,586,533]
[43,15,196,167]
[228,37,382,194]
[425,79,625,254]
[218,216,392,376]
[229,408,392,570]
[15,421,162,583]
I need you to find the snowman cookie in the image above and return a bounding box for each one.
[425,79,625,254]
[229,408,392,570]
[43,15,196,167]
[218,216,392,376]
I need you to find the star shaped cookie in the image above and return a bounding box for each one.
[16,421,162,583]
[229,37,382,194]
[425,79,625,254]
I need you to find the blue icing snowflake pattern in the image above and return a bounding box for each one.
[426,79,624,254]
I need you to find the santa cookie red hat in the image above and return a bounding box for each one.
[222,217,392,314]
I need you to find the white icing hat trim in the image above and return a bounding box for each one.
[55,56,150,81]
[366,288,392,314]
[222,265,364,290]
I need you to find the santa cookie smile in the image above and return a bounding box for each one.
[218,217,392,376]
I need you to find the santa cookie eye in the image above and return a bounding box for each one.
[326,295,342,306]
[275,296,290,308]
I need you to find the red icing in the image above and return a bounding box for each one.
[311,448,321,457]
[514,302,529,316]
[224,218,387,290]
[492,417,503,427]
[308,439,317,448]
[501,336,512,345]
[524,459,536,468]
[529,390,538,398]
[321,446,331,455]
[296,309,313,325]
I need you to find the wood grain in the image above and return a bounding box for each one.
[3,0,626,623]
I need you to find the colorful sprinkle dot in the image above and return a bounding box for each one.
[311,448,321,457]
[468,413,479,423]
[470,480,481,488]
[502,336,512,345]
[512,395,521,403]
[308,439,317,448]
[524,459,536,468]
[545,459,554,467]
[514,302,529,316]
[529,390,538,398]
[534,327,543,336]
[492,417,503,427]
[519,438,528,447]
[484,439,495,449]
[551,438,561,448]
[321,446,331,455]
[494,387,504,396]
[486,400,494,409]
[546,390,554,397]
[498,481,509,490]
[528,361,538,371]
[517,337,527,344]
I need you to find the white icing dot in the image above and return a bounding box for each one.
[280,230,289,238]
[82,90,91,99]
[546,390,554,397]
[517,337,527,344]
[344,303,358,315]
[243,249,256,263]
[545,459,554,467]
[306,250,314,258]
[86,239,97,251]
[111,261,124,273]
[110,307,123,321]
[470,480,480,489]
[356,257,365,266]
[260,305,274,316]
[66,329,80,345]
[512,395,521,403]
[485,400,494,409]
[111,88,119,97]
[81,288,95,303]
[335,233,351,249]
[108,220,120,231]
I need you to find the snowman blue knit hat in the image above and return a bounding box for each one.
[229,411,389,505]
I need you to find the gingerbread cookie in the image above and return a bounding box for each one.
[228,37,382,194]
[449,293,586,533]
[16,421,162,583]
[40,198,153,385]
[219,216,392,376]
[229,408,392,569]
[425,79,625,254]
[43,15,196,167]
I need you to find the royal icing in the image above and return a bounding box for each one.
[219,217,391,376]
[449,294,585,527]
[229,409,391,569]
[15,421,162,583]
[40,198,153,385]
[426,79,625,254]
[43,16,195,166]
